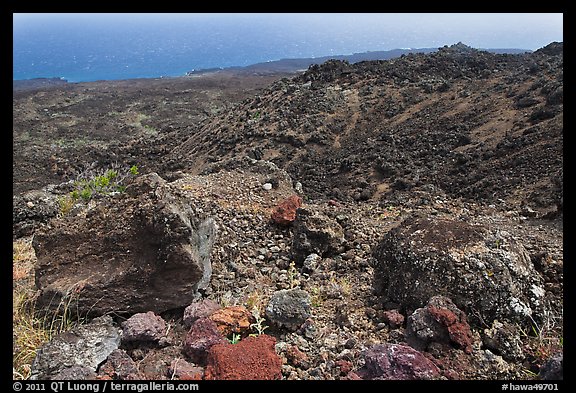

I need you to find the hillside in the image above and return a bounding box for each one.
[13,43,563,381]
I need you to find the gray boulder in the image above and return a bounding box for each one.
[265,289,311,331]
[372,214,547,327]
[30,315,121,380]
[539,352,563,380]
[32,173,217,317]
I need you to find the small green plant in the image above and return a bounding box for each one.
[228,333,242,344]
[310,286,323,308]
[57,194,76,217]
[70,163,139,204]
[287,261,300,289]
[249,307,269,337]
[129,165,139,176]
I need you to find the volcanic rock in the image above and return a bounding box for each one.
[406,295,474,354]
[183,317,227,364]
[204,335,282,380]
[30,315,121,380]
[265,289,312,331]
[32,173,217,317]
[183,299,221,328]
[271,195,302,225]
[291,208,345,264]
[372,214,547,327]
[121,311,167,343]
[209,305,253,336]
[357,343,441,380]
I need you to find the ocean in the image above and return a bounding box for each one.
[13,14,399,83]
[13,13,562,83]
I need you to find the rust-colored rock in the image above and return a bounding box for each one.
[428,304,474,354]
[271,195,302,225]
[204,335,282,380]
[209,305,253,337]
[406,296,474,354]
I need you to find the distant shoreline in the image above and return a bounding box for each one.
[13,46,532,89]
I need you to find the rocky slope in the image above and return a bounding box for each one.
[13,43,563,381]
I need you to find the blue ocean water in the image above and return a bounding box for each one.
[13,13,563,83]
[13,14,387,82]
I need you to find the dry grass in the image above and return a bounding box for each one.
[12,238,77,380]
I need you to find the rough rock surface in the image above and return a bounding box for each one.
[32,173,217,316]
[183,299,221,328]
[52,365,97,380]
[539,352,563,380]
[482,320,525,361]
[291,208,345,264]
[356,343,441,380]
[209,305,253,336]
[182,317,227,364]
[266,289,312,331]
[406,295,474,354]
[271,195,302,225]
[373,214,547,326]
[169,359,204,380]
[30,315,121,380]
[97,349,141,380]
[121,311,167,343]
[204,335,282,380]
[13,189,60,239]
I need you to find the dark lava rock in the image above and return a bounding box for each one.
[32,173,217,317]
[13,189,60,239]
[357,343,441,380]
[204,335,282,380]
[183,299,221,328]
[482,320,525,361]
[30,315,121,380]
[52,365,97,380]
[539,352,563,380]
[372,214,547,327]
[291,207,345,264]
[183,317,227,365]
[121,311,167,343]
[406,295,474,354]
[98,349,141,380]
[265,289,312,331]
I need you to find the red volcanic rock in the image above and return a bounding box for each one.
[209,305,253,337]
[271,195,302,225]
[204,335,283,380]
[98,349,141,380]
[381,309,405,328]
[183,317,227,364]
[428,304,474,354]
